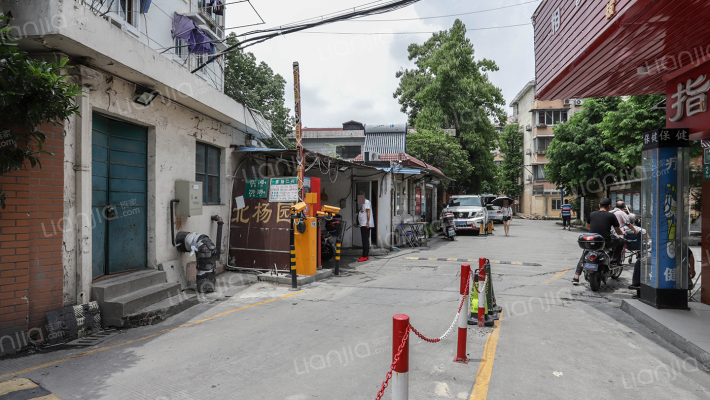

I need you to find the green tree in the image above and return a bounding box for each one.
[498,124,523,198]
[599,94,666,168]
[545,97,622,197]
[0,14,82,209]
[407,110,472,183]
[223,34,293,149]
[394,19,506,193]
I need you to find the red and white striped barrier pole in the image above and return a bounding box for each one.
[478,258,486,327]
[392,314,410,399]
[454,263,471,363]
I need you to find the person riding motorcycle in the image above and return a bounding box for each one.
[572,198,625,285]
[610,200,638,260]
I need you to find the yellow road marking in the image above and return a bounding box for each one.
[35,395,62,400]
[544,268,571,284]
[470,311,502,400]
[428,257,438,260]
[446,258,458,261]
[489,260,499,264]
[0,378,38,395]
[404,257,418,260]
[0,290,305,380]
[510,262,523,265]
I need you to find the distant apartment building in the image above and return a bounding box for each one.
[509,80,583,217]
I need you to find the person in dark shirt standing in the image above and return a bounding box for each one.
[572,198,625,284]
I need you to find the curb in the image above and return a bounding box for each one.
[258,269,333,286]
[621,299,710,367]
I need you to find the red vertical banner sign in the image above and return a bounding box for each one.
[415,188,421,214]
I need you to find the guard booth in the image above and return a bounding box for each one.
[640,129,691,308]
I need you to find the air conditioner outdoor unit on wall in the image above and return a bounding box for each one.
[525,124,532,131]
[364,152,380,162]
[525,149,532,155]
[563,99,572,105]
[575,99,583,105]
[526,175,532,182]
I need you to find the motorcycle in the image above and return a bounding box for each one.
[442,212,456,241]
[577,234,634,291]
[321,232,336,261]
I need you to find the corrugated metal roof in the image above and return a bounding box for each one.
[363,132,406,154]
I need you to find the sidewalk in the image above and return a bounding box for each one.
[622,299,710,368]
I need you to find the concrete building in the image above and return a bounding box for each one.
[509,80,583,217]
[0,0,268,350]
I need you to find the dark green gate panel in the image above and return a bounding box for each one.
[91,114,147,278]
[91,122,109,280]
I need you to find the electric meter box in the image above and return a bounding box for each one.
[175,181,203,217]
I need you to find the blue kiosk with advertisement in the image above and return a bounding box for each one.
[640,128,690,309]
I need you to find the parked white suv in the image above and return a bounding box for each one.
[442,195,488,235]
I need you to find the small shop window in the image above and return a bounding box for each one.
[196,142,221,204]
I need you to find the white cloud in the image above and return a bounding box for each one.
[225,0,539,127]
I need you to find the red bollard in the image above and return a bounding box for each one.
[392,314,410,399]
[478,258,486,327]
[454,264,471,363]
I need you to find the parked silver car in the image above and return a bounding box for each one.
[442,195,488,235]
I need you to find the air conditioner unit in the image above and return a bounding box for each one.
[575,99,584,105]
[526,175,532,182]
[563,99,572,105]
[511,117,518,123]
[525,124,532,131]
[364,152,380,162]
[525,149,532,155]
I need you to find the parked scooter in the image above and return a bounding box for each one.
[577,234,634,291]
[442,212,456,241]
[321,232,336,261]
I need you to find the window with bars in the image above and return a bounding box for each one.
[535,137,553,153]
[196,142,221,204]
[537,110,568,126]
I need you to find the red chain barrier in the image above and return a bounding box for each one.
[375,271,473,398]
[375,325,411,400]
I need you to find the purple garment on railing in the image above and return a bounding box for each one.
[189,28,211,55]
[172,12,195,40]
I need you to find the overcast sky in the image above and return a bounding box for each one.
[224,0,540,128]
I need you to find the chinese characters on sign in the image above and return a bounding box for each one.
[669,74,710,122]
[245,179,268,199]
[231,202,294,225]
[642,128,689,150]
[268,178,299,202]
[551,8,560,35]
[703,164,710,180]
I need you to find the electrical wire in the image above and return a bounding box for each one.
[298,23,531,35]
[192,0,421,73]
[345,0,541,22]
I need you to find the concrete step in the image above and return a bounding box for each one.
[100,282,182,327]
[92,270,169,302]
[123,291,199,328]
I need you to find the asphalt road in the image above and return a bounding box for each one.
[1,219,709,399]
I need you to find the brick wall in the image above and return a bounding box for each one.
[0,123,65,353]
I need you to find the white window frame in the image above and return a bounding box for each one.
[106,0,141,37]
[551,199,562,211]
[537,110,568,126]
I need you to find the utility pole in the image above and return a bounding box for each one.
[293,61,304,202]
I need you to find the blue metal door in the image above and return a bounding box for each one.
[92,114,147,278]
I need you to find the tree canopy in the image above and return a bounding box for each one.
[0,14,82,208]
[224,34,293,149]
[394,19,506,194]
[497,124,523,198]
[406,109,472,183]
[545,97,622,196]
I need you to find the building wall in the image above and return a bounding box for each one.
[0,123,65,353]
[62,66,249,304]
